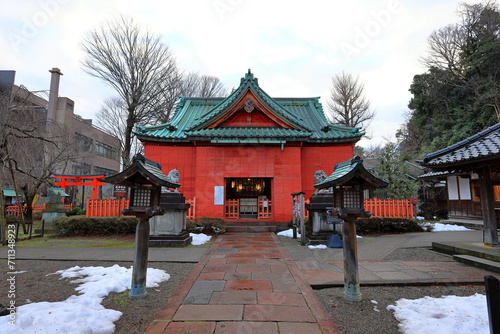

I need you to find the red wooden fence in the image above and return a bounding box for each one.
[84,197,196,218]
[86,198,129,217]
[364,198,415,218]
[6,204,73,216]
[186,198,196,219]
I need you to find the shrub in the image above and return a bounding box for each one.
[187,216,226,234]
[53,216,138,236]
[66,207,86,216]
[32,212,43,220]
[5,214,17,223]
[354,217,425,235]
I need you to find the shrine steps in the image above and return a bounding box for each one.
[226,221,279,233]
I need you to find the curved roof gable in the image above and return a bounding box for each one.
[187,70,310,131]
[135,70,363,144]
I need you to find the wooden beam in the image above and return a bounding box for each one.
[479,166,499,246]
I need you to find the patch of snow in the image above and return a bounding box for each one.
[420,222,472,232]
[277,229,301,238]
[387,294,488,334]
[0,265,170,334]
[308,244,327,249]
[190,233,212,245]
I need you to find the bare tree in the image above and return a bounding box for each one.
[81,16,179,166]
[422,1,500,83]
[95,97,144,160]
[96,72,228,143]
[153,72,228,124]
[327,72,375,130]
[0,85,80,243]
[181,72,227,98]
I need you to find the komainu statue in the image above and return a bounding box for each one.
[313,170,332,194]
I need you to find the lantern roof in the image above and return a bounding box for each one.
[314,156,388,189]
[104,154,180,188]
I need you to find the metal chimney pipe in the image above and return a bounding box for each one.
[47,67,62,121]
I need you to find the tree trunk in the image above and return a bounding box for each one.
[5,141,26,233]
[122,108,136,167]
[0,175,6,245]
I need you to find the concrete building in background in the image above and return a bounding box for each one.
[0,68,121,205]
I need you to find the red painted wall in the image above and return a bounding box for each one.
[144,142,354,222]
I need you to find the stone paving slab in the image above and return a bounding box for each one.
[210,291,257,304]
[183,280,226,304]
[214,321,278,334]
[244,305,316,322]
[146,233,342,334]
[173,304,244,321]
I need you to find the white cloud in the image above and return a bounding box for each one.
[0,0,465,145]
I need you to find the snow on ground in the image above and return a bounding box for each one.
[277,228,301,238]
[421,222,472,232]
[0,265,170,334]
[387,293,488,334]
[190,233,211,245]
[308,244,327,249]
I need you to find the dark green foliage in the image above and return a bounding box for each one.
[53,216,138,236]
[373,142,419,199]
[355,217,428,235]
[400,1,500,158]
[66,207,86,216]
[186,216,226,234]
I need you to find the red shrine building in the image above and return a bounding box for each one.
[136,70,363,224]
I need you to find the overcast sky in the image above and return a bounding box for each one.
[1,0,465,147]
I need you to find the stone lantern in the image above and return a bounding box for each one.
[314,156,387,302]
[105,154,180,299]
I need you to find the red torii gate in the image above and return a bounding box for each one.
[53,174,106,200]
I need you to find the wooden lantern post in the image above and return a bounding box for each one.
[314,156,387,302]
[104,154,180,299]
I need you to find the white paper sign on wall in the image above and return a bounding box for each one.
[214,186,224,205]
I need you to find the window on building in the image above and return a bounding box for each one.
[72,163,91,175]
[471,181,500,202]
[75,133,93,152]
[94,166,118,176]
[95,141,118,160]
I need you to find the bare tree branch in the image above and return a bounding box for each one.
[81,16,179,166]
[327,72,375,131]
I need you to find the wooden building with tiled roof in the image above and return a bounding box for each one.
[419,123,500,245]
[135,70,362,224]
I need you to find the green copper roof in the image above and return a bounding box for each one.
[105,154,180,188]
[2,188,18,197]
[187,127,311,139]
[135,70,363,144]
[315,156,388,189]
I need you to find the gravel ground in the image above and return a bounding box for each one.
[0,236,489,334]
[315,284,485,334]
[278,235,487,334]
[0,260,194,334]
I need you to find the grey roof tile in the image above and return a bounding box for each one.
[421,123,500,167]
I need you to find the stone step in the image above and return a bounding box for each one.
[433,242,500,262]
[453,254,500,273]
[226,221,270,226]
[226,225,275,233]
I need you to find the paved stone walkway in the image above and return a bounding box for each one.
[146,233,341,334]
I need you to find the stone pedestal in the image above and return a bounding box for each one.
[149,192,192,247]
[41,193,67,233]
[305,193,342,245]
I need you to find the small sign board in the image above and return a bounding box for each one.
[214,186,224,205]
[114,185,127,197]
